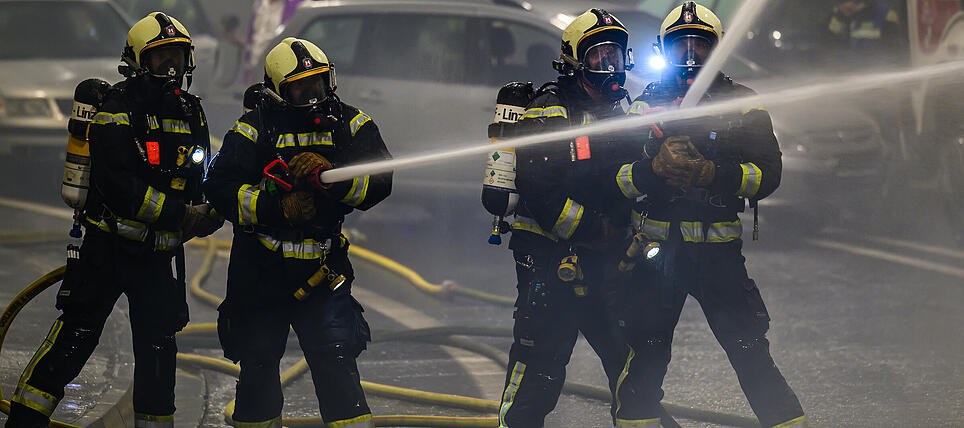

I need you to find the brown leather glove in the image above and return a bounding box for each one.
[652,135,715,188]
[281,191,316,225]
[180,203,224,240]
[289,152,333,179]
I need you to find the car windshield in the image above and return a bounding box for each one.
[0,1,128,60]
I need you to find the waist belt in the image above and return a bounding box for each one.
[85,217,182,252]
[631,213,742,243]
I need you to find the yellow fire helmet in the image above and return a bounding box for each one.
[554,8,633,76]
[659,2,722,69]
[264,37,336,106]
[121,12,195,78]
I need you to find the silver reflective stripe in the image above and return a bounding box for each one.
[326,414,374,428]
[136,186,166,222]
[161,119,191,134]
[231,416,282,428]
[256,233,281,251]
[616,163,643,198]
[281,239,325,260]
[340,176,369,207]
[300,131,332,146]
[231,121,258,142]
[499,361,527,427]
[92,112,131,125]
[154,231,181,251]
[350,111,371,136]
[627,100,650,116]
[581,111,596,125]
[771,415,808,428]
[737,162,763,198]
[551,199,584,240]
[237,184,259,225]
[116,219,150,241]
[640,218,669,240]
[135,414,174,428]
[523,105,568,119]
[680,221,704,243]
[707,221,742,243]
[276,134,297,148]
[13,384,59,417]
[512,216,557,241]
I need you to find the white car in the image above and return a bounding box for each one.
[0,0,129,156]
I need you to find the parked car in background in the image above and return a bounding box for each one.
[0,0,128,157]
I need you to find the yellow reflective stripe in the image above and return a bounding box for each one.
[340,176,369,207]
[614,346,635,421]
[707,220,742,243]
[237,184,260,225]
[86,217,150,242]
[627,100,650,116]
[737,162,763,198]
[771,415,807,428]
[512,216,558,242]
[741,106,767,115]
[232,416,282,428]
[326,414,373,428]
[615,418,660,427]
[522,105,568,119]
[616,163,643,199]
[154,231,182,251]
[160,119,191,134]
[256,233,281,251]
[275,132,333,148]
[498,361,527,427]
[136,186,166,222]
[17,319,64,416]
[552,198,584,240]
[231,121,258,143]
[350,111,372,136]
[91,112,130,125]
[640,218,669,240]
[12,383,59,417]
[135,413,175,428]
[851,22,882,40]
[581,111,596,125]
[681,221,704,243]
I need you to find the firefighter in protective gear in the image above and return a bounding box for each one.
[497,9,647,427]
[5,13,221,428]
[609,3,807,427]
[203,37,391,428]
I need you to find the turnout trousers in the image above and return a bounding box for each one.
[218,234,373,428]
[613,235,806,428]
[6,228,187,428]
[498,246,630,428]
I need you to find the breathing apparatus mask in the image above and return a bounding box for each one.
[581,42,630,102]
[663,35,712,86]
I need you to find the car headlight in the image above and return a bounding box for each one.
[0,96,53,118]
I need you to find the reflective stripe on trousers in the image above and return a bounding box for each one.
[498,361,527,428]
[232,416,282,428]
[326,414,374,428]
[135,413,174,428]
[634,219,742,243]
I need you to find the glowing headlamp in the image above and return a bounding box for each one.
[191,147,205,164]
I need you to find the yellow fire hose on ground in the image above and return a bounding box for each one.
[0,265,81,428]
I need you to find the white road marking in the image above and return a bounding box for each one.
[807,238,964,279]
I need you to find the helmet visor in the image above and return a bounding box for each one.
[584,42,625,73]
[666,36,711,67]
[144,44,188,78]
[283,74,327,107]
